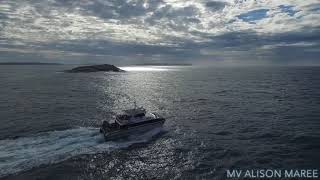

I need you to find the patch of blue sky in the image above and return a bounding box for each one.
[279,5,299,16]
[237,9,269,23]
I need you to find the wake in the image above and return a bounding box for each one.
[0,127,162,177]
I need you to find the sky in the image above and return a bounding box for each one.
[0,0,319,65]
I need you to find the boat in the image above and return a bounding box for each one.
[100,105,165,141]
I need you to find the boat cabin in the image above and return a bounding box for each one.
[115,107,146,126]
[102,107,147,131]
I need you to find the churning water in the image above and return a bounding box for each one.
[0,127,163,177]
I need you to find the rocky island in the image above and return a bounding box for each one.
[65,64,125,73]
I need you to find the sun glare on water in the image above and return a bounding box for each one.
[120,66,171,72]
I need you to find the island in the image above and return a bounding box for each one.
[65,64,125,73]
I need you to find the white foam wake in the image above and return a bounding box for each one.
[0,127,162,177]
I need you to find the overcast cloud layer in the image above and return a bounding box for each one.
[0,0,320,64]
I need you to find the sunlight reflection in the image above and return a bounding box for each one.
[120,66,171,72]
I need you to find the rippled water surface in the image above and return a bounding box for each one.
[0,65,319,180]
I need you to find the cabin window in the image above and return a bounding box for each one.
[134,113,145,117]
[117,114,130,120]
[120,125,128,129]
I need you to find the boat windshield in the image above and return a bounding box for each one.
[117,114,131,120]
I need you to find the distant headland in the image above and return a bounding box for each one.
[65,64,125,73]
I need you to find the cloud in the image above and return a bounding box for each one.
[205,1,227,11]
[0,0,319,64]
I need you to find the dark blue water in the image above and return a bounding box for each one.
[0,65,320,179]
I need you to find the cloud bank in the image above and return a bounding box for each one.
[0,0,319,64]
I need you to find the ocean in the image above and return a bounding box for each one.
[0,65,319,180]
